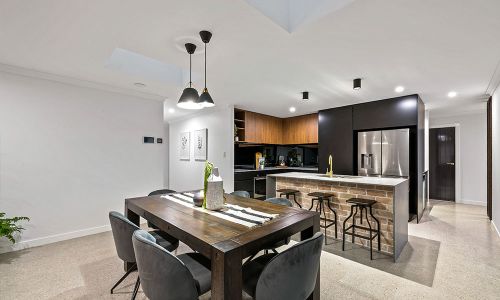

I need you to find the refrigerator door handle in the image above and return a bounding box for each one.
[361,154,374,169]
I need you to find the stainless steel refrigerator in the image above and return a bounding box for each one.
[357,129,410,178]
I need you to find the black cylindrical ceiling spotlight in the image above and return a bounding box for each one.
[199,30,215,108]
[177,43,202,110]
[353,78,361,90]
[302,91,309,101]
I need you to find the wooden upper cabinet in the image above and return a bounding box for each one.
[282,113,318,144]
[239,110,317,144]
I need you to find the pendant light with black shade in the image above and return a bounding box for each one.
[177,43,202,109]
[199,30,215,107]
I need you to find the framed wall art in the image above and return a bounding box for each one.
[193,128,207,161]
[179,131,190,160]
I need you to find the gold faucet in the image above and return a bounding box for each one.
[326,155,333,177]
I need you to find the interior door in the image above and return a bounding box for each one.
[429,127,456,201]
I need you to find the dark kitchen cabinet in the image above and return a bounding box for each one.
[352,95,419,130]
[318,94,426,223]
[318,106,354,175]
[234,168,318,198]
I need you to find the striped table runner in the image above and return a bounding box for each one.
[161,193,278,228]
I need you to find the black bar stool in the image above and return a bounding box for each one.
[342,198,381,260]
[307,192,337,244]
[276,189,301,208]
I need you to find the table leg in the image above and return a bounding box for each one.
[125,203,140,271]
[211,247,242,300]
[301,214,320,300]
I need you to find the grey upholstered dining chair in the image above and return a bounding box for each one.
[230,190,251,198]
[244,197,293,263]
[132,230,212,300]
[147,189,177,229]
[242,232,324,300]
[148,189,176,196]
[264,197,293,251]
[109,211,179,299]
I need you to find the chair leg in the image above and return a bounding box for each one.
[293,194,302,208]
[131,276,140,300]
[111,263,136,294]
[308,199,315,210]
[320,200,328,245]
[342,205,354,251]
[370,206,381,251]
[326,198,338,239]
[352,206,358,244]
[365,207,373,260]
[271,248,278,254]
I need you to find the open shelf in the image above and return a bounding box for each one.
[234,108,246,142]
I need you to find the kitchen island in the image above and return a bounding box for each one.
[266,172,409,261]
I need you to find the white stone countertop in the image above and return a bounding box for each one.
[267,172,408,187]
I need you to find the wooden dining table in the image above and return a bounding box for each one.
[125,192,320,300]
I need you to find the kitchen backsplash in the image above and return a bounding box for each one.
[234,144,318,168]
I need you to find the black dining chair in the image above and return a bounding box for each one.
[244,197,293,263]
[132,229,212,300]
[242,232,324,300]
[109,211,179,299]
[230,190,251,198]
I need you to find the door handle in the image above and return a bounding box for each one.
[361,154,373,169]
[446,162,455,166]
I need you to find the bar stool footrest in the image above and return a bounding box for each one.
[319,217,336,229]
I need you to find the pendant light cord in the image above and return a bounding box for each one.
[204,42,207,89]
[189,53,192,87]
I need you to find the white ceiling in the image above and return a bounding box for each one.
[1,0,499,120]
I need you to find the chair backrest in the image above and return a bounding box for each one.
[230,190,251,198]
[132,230,199,300]
[255,232,324,300]
[148,189,176,196]
[265,197,293,207]
[109,211,140,263]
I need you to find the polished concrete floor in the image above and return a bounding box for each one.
[1,200,499,299]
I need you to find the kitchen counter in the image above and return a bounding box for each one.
[266,172,409,261]
[234,167,318,173]
[267,172,407,186]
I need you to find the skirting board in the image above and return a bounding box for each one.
[492,221,500,238]
[0,220,150,254]
[0,224,111,254]
[458,199,487,206]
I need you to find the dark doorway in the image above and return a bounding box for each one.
[429,127,456,201]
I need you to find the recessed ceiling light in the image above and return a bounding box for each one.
[134,82,146,88]
[168,108,175,113]
[448,91,457,98]
[395,86,405,93]
[289,107,296,113]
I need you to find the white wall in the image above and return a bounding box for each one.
[492,90,500,235]
[0,71,165,252]
[168,106,234,193]
[429,112,487,205]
